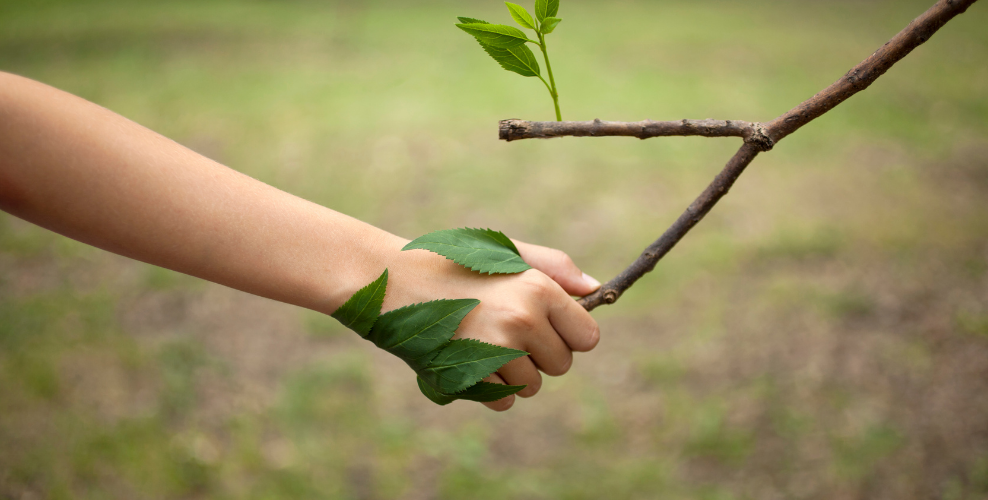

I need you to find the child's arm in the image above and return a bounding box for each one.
[0,72,600,411]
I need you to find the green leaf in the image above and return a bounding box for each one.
[417,376,457,405]
[540,17,562,34]
[456,23,530,49]
[367,299,479,371]
[419,338,528,394]
[402,228,532,275]
[330,269,388,337]
[417,378,525,405]
[477,40,541,77]
[457,17,489,25]
[452,381,527,402]
[534,0,559,22]
[504,2,536,30]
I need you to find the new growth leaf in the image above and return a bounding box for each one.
[456,0,565,120]
[479,42,541,78]
[455,23,531,48]
[540,17,562,34]
[535,0,559,22]
[505,2,536,30]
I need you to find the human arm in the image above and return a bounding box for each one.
[0,72,600,410]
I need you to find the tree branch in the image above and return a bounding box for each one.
[577,143,762,310]
[499,118,775,149]
[763,0,978,142]
[509,0,978,311]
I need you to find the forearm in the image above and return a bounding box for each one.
[0,72,395,313]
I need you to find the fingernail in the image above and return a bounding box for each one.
[582,272,601,290]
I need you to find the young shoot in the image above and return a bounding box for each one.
[456,0,564,121]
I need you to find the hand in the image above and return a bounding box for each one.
[378,236,601,411]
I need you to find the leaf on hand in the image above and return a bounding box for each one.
[402,228,532,275]
[457,17,489,25]
[456,23,530,49]
[452,381,527,402]
[417,377,526,405]
[417,376,457,405]
[478,40,541,77]
[419,338,528,394]
[540,17,562,34]
[330,269,388,337]
[335,227,534,407]
[367,299,480,371]
[504,2,536,30]
[534,0,559,23]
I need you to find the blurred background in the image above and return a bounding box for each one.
[2,0,987,498]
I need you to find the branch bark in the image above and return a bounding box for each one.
[499,118,775,150]
[499,0,979,311]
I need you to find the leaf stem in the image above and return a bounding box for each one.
[537,75,553,96]
[536,32,562,121]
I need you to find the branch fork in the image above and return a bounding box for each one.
[497,0,979,311]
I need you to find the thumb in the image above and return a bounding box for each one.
[512,240,602,297]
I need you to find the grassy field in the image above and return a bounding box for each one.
[2,0,988,498]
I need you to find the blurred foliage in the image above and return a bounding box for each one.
[2,0,988,498]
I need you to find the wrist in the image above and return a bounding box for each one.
[315,224,408,315]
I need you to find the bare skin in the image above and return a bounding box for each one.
[0,72,601,411]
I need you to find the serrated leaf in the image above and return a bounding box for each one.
[540,17,562,34]
[367,299,479,371]
[456,23,530,49]
[419,338,528,394]
[457,17,489,25]
[505,2,536,30]
[417,377,525,405]
[451,381,527,402]
[402,228,532,275]
[478,40,540,77]
[534,0,559,22]
[330,269,388,337]
[417,376,457,405]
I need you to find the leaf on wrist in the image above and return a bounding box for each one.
[418,338,528,394]
[455,23,530,49]
[534,0,559,23]
[330,269,388,337]
[367,298,480,371]
[402,227,532,275]
[540,17,562,34]
[505,2,536,30]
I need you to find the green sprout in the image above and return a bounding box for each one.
[456,0,564,121]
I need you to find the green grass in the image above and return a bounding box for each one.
[2,0,988,498]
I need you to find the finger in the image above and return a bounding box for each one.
[520,312,574,377]
[481,372,515,412]
[497,356,542,398]
[546,283,600,352]
[513,240,601,296]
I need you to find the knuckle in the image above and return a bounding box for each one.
[501,307,540,333]
[552,249,576,269]
[520,270,555,297]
